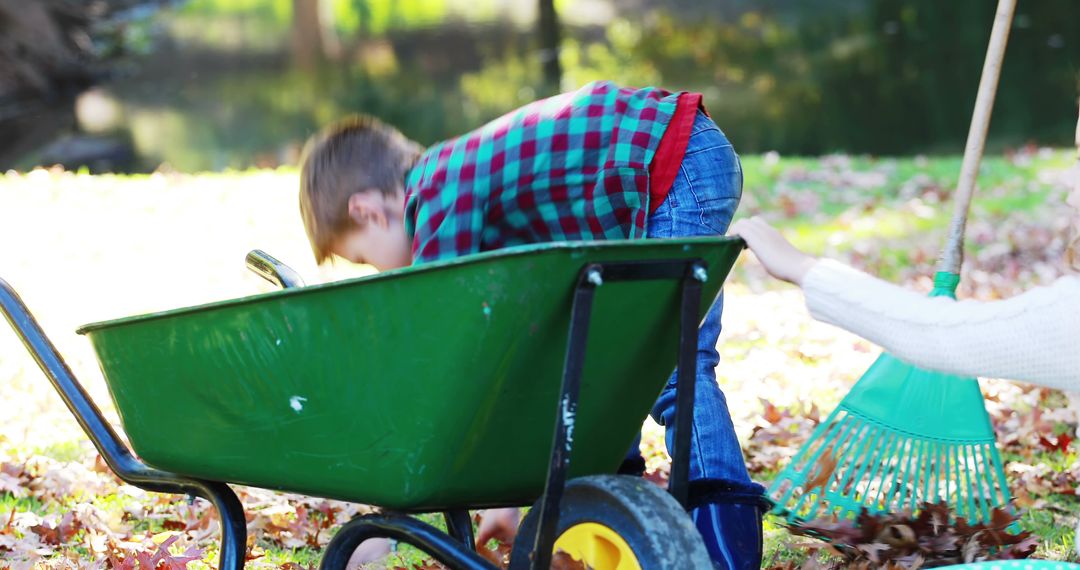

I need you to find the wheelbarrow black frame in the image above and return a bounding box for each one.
[0,252,712,570]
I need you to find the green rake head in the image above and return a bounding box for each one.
[767,273,1012,525]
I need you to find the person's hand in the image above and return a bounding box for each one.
[347,537,392,567]
[475,507,521,548]
[728,216,818,285]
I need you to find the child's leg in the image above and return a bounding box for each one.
[650,298,764,568]
[651,297,746,483]
[646,110,764,569]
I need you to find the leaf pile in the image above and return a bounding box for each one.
[745,398,820,475]
[0,452,372,569]
[774,502,1039,569]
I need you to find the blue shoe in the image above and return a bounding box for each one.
[688,480,768,570]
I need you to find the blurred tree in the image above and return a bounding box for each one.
[0,0,93,100]
[292,0,325,70]
[538,0,562,94]
[291,0,343,68]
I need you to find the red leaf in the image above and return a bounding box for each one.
[1038,433,1073,452]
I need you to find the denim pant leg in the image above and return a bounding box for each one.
[646,111,750,486]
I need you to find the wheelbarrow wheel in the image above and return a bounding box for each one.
[508,474,711,570]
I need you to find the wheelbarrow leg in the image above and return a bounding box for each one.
[528,265,601,570]
[668,266,703,508]
[521,260,709,569]
[443,509,476,551]
[0,278,247,570]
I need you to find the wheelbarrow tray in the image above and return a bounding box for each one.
[77,237,741,511]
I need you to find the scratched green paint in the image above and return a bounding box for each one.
[78,238,742,511]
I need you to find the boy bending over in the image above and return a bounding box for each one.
[299,81,763,569]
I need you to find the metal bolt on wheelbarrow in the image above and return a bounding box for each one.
[1,237,744,569]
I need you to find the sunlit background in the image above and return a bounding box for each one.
[3,0,1079,173]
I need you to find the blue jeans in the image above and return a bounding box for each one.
[637,111,763,569]
[644,110,750,487]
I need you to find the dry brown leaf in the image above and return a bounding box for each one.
[786,501,1037,567]
[803,446,839,495]
[551,550,589,570]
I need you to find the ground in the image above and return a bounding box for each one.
[0,149,1076,568]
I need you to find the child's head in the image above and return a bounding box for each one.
[299,115,423,269]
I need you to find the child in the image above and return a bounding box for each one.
[299,80,763,569]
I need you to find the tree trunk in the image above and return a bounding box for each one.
[537,0,562,95]
[291,0,325,71]
[0,0,85,100]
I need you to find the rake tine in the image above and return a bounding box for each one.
[851,427,894,507]
[989,442,1012,507]
[901,439,925,511]
[835,424,885,516]
[948,445,960,515]
[818,417,876,517]
[861,429,900,513]
[790,416,864,518]
[967,442,984,522]
[962,447,977,520]
[934,443,946,506]
[772,414,841,514]
[867,433,903,511]
[932,442,947,505]
[924,442,938,506]
[970,445,992,522]
[784,413,862,519]
[904,439,925,510]
[879,439,910,513]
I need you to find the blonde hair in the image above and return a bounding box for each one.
[299,115,423,264]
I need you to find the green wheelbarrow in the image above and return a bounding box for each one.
[0,237,746,569]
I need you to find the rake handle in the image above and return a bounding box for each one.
[937,0,1017,276]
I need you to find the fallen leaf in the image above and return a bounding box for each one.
[803,447,839,495]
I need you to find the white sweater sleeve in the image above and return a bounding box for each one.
[802,259,1080,392]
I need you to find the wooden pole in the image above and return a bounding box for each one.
[1068,99,1080,272]
[1075,96,1080,155]
[937,0,1017,276]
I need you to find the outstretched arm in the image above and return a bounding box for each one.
[730,217,1080,392]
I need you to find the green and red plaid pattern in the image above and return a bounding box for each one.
[404,80,680,264]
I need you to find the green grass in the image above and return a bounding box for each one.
[1022,498,1080,560]
[0,493,49,517]
[256,546,323,566]
[30,440,91,463]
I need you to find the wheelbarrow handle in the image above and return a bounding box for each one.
[246,249,305,289]
[0,277,246,570]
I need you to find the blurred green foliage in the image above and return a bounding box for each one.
[24,0,1079,172]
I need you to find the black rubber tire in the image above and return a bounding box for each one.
[508,475,712,569]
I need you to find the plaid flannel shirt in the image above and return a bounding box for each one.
[404,81,680,264]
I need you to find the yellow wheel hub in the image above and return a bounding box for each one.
[553,522,642,570]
